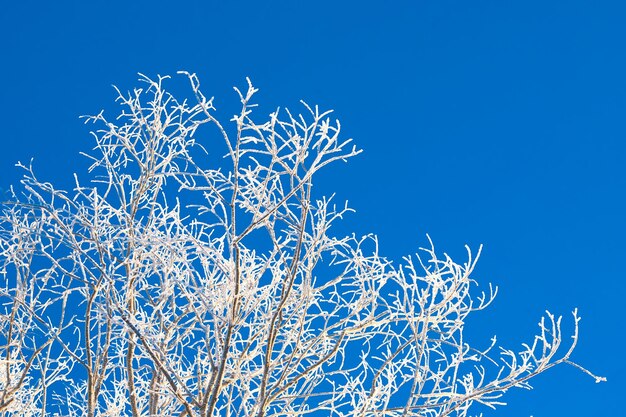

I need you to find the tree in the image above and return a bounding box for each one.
[0,73,604,417]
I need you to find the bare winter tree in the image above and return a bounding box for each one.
[0,73,604,417]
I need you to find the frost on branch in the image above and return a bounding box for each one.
[0,74,604,417]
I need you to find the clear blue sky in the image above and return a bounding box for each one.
[0,1,622,415]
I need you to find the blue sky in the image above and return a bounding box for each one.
[0,1,623,415]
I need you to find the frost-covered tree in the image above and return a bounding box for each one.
[0,73,604,417]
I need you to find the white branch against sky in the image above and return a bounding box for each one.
[0,73,604,417]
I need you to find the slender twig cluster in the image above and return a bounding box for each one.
[0,73,604,417]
